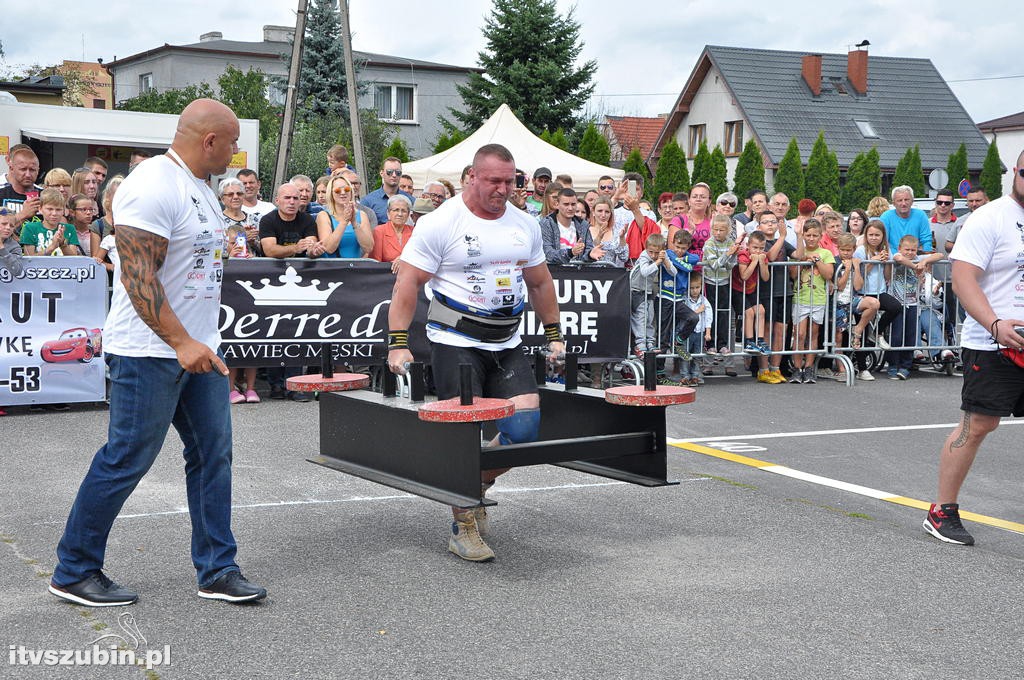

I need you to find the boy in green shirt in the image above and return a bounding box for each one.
[19,188,80,256]
[789,219,834,383]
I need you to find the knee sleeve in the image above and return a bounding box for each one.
[496,408,540,445]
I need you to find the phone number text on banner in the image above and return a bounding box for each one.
[219,259,630,367]
[0,257,108,405]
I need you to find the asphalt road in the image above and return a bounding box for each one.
[2,366,1022,679]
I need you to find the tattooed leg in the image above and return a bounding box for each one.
[937,411,1000,505]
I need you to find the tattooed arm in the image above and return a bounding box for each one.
[116,225,227,375]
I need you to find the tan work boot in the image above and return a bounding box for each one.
[474,482,493,536]
[449,510,495,562]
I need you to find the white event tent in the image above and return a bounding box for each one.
[402,104,624,191]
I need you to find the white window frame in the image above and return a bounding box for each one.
[854,120,878,139]
[139,73,154,94]
[374,83,417,124]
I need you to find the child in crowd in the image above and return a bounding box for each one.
[682,274,713,386]
[629,233,665,356]
[886,235,943,380]
[0,208,25,277]
[789,219,834,383]
[832,232,880,381]
[732,230,771,380]
[19,189,80,256]
[661,230,700,359]
[757,210,796,383]
[224,225,260,404]
[853,220,901,352]
[701,214,738,376]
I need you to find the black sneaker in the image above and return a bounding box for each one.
[288,390,313,403]
[269,385,286,400]
[923,503,975,545]
[198,571,267,603]
[49,572,138,607]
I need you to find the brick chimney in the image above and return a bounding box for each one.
[848,48,868,95]
[802,54,822,96]
[199,31,223,43]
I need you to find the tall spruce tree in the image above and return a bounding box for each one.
[549,128,569,151]
[840,151,879,212]
[385,137,410,163]
[691,141,712,188]
[578,122,611,166]
[980,140,1004,199]
[892,147,916,190]
[865,147,882,198]
[945,143,969,194]
[622,148,651,185]
[909,145,926,196]
[708,144,728,199]
[773,138,805,218]
[732,139,765,199]
[805,131,840,207]
[652,137,689,199]
[449,0,596,135]
[295,0,353,120]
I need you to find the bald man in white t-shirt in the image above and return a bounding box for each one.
[51,100,267,607]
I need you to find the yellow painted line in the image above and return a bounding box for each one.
[672,442,1024,536]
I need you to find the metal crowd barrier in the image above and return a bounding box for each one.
[830,258,961,378]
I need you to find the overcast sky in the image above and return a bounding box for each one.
[2,0,1020,125]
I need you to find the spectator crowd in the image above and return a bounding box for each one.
[0,139,985,412]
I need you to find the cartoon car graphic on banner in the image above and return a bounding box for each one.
[41,327,103,363]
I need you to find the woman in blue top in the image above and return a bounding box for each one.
[852,219,902,351]
[317,174,374,258]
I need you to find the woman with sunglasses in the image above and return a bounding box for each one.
[67,193,100,258]
[219,178,261,256]
[318,174,374,258]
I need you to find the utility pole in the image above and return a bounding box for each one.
[338,0,366,187]
[273,0,308,190]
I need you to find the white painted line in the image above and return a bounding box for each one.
[114,481,635,520]
[672,418,1024,443]
[762,465,894,500]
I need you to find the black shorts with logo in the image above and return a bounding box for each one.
[960,348,1024,417]
[430,342,538,400]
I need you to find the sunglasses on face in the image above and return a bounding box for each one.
[222,191,243,197]
[719,200,736,207]
[935,200,953,206]
[333,186,352,194]
[383,169,402,177]
[599,184,615,190]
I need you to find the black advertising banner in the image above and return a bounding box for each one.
[219,259,630,367]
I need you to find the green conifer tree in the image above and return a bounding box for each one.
[979,140,1004,199]
[773,138,805,218]
[652,137,689,199]
[732,139,765,200]
[578,122,611,166]
[945,143,969,194]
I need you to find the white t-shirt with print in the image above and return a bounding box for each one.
[400,194,546,350]
[241,200,277,226]
[99,233,119,268]
[104,154,225,358]
[949,195,1024,350]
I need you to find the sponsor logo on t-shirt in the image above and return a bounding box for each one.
[471,285,483,294]
[501,294,515,305]
[463,262,481,271]
[468,294,486,304]
[191,195,209,223]
[495,276,511,287]
[466,274,486,283]
[494,268,510,275]
[464,233,481,257]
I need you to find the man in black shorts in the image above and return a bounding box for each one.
[386,143,565,562]
[923,148,1024,546]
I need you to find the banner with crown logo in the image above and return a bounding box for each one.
[219,259,630,367]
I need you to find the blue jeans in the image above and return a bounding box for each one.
[53,354,239,588]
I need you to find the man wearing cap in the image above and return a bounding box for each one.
[525,167,552,217]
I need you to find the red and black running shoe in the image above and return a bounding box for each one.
[923,503,975,545]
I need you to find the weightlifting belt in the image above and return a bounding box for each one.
[427,293,523,343]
